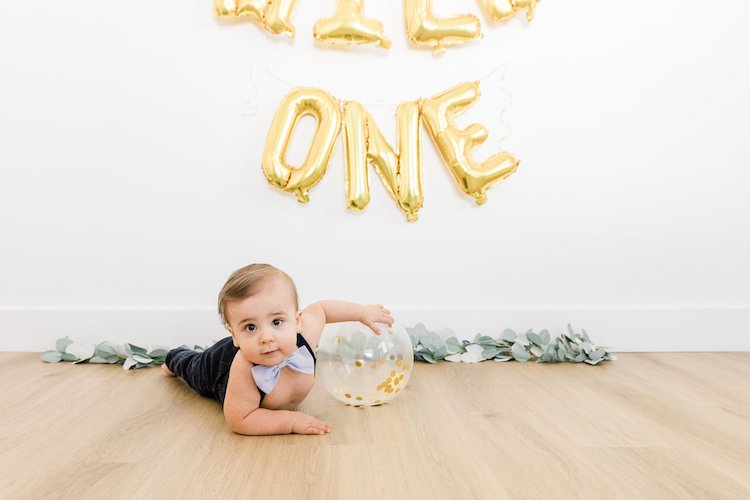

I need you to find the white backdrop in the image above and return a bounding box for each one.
[1,1,749,351]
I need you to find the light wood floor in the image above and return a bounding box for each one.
[1,352,749,499]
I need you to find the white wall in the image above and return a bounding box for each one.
[1,1,749,351]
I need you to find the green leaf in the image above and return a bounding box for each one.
[421,353,436,364]
[501,329,516,342]
[61,353,78,362]
[540,330,550,345]
[482,346,502,359]
[127,344,147,356]
[132,354,153,364]
[95,343,118,357]
[148,348,169,358]
[476,335,496,347]
[445,337,463,355]
[530,345,544,357]
[41,351,63,363]
[589,349,605,361]
[493,356,513,362]
[123,357,138,370]
[56,337,74,353]
[526,332,542,346]
[511,342,530,362]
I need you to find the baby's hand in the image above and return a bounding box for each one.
[291,411,331,435]
[361,304,394,335]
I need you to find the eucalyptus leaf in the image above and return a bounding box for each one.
[95,343,118,358]
[56,337,74,353]
[132,354,153,364]
[482,347,503,359]
[445,337,463,355]
[540,330,550,345]
[127,344,147,356]
[500,329,516,342]
[61,353,78,362]
[148,348,169,358]
[526,332,542,346]
[589,349,606,361]
[41,351,63,363]
[123,357,138,370]
[530,345,544,357]
[511,342,530,362]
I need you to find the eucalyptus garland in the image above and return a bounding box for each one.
[406,323,616,365]
[41,323,615,369]
[41,337,201,370]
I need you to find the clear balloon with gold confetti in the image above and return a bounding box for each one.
[317,322,414,406]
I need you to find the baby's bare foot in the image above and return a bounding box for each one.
[161,363,174,376]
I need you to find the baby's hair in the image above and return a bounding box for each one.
[218,263,299,327]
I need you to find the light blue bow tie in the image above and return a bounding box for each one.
[251,346,315,395]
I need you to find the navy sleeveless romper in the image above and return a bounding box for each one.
[165,333,316,405]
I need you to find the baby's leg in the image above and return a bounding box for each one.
[164,348,212,397]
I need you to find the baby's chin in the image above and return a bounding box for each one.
[251,350,287,365]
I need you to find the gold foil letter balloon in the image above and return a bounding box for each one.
[262,88,341,203]
[314,0,391,49]
[213,0,297,38]
[342,100,423,221]
[421,81,519,205]
[317,322,414,406]
[404,0,482,55]
[478,0,539,22]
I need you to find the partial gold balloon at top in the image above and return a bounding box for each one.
[404,0,482,55]
[214,0,297,38]
[314,0,391,49]
[479,0,539,23]
[214,0,538,52]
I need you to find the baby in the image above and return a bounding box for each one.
[162,263,394,436]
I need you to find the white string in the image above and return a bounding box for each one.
[244,60,514,146]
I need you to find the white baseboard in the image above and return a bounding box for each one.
[1,307,749,352]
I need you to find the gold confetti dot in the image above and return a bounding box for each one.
[389,355,396,361]
[403,364,410,371]
[386,377,392,384]
[335,337,341,345]
[386,387,393,393]
[394,378,400,385]
[390,371,396,377]
[356,396,363,401]
[355,360,362,367]
[396,360,402,367]
[377,383,384,390]
[345,394,351,399]
[370,362,377,369]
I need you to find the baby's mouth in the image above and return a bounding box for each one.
[263,349,278,355]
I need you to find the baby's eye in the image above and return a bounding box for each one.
[245,324,256,332]
[272,319,283,326]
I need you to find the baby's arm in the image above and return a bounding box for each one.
[300,301,394,349]
[223,351,330,436]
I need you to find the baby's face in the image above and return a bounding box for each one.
[226,278,301,366]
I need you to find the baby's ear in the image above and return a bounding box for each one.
[226,326,238,347]
[295,310,303,332]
